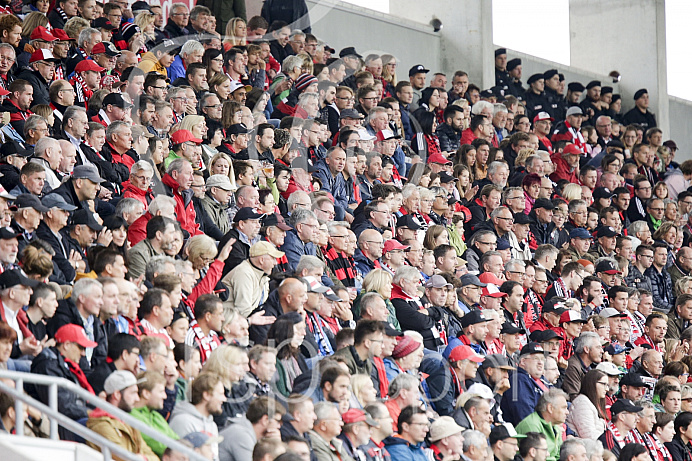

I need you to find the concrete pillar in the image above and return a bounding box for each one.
[569,0,669,135]
[390,0,495,89]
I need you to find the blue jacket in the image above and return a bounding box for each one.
[383,436,427,461]
[399,103,414,141]
[420,351,457,416]
[168,55,186,82]
[354,249,379,279]
[279,229,316,271]
[500,366,545,426]
[312,159,348,212]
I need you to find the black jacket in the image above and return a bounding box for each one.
[0,162,20,192]
[163,21,189,39]
[16,68,50,106]
[46,298,108,375]
[261,0,311,33]
[36,220,76,283]
[218,228,250,278]
[248,289,282,346]
[27,346,89,422]
[529,211,556,245]
[87,360,117,396]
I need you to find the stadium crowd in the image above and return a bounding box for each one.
[0,2,690,461]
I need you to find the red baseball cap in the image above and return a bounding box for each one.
[383,239,409,253]
[533,111,554,123]
[478,272,503,286]
[29,49,59,64]
[74,59,106,73]
[170,129,203,145]
[51,29,72,41]
[448,344,485,363]
[54,324,98,348]
[0,87,9,97]
[427,153,452,165]
[342,408,380,426]
[482,283,507,298]
[559,310,587,324]
[563,144,583,156]
[30,26,57,42]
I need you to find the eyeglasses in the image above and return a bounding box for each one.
[172,12,190,17]
[330,235,347,239]
[477,241,497,246]
[535,279,548,284]
[497,217,514,222]
[211,57,224,63]
[336,96,355,101]
[319,208,335,217]
[151,86,167,90]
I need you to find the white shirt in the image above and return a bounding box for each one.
[3,303,22,343]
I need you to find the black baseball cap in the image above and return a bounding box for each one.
[619,373,649,388]
[397,215,422,231]
[501,322,525,335]
[514,213,532,225]
[533,198,555,210]
[594,226,619,238]
[520,342,545,356]
[14,194,49,213]
[339,47,362,59]
[460,309,490,328]
[610,398,643,417]
[0,269,39,289]
[530,329,564,342]
[381,321,402,337]
[233,207,264,223]
[102,92,133,109]
[409,64,430,77]
[92,17,117,30]
[72,209,104,231]
[0,227,20,240]
[0,140,31,158]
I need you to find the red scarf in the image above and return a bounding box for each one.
[63,356,95,394]
[373,357,389,397]
[69,73,94,104]
[188,320,222,364]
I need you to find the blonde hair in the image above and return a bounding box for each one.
[515,148,536,168]
[223,17,246,47]
[186,234,217,262]
[351,374,375,407]
[22,245,53,279]
[202,344,247,388]
[209,152,236,188]
[22,12,49,39]
[179,115,205,133]
[562,183,582,202]
[380,54,398,86]
[362,269,393,299]
[297,52,313,75]
[135,11,156,40]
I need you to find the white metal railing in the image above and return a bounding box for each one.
[0,370,206,461]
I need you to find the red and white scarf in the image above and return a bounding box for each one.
[69,73,93,104]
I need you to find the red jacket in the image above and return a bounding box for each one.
[122,181,153,211]
[127,211,151,247]
[161,173,202,237]
[460,127,477,146]
[549,151,579,184]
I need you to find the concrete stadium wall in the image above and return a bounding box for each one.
[303,0,441,81]
[667,98,692,162]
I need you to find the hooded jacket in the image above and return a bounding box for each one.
[162,172,201,237]
[138,52,168,78]
[382,435,427,461]
[500,366,546,426]
[168,400,219,438]
[86,408,158,461]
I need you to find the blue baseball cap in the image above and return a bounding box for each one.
[569,228,592,240]
[497,238,510,251]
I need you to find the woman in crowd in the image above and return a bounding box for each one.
[566,369,607,439]
[223,17,247,50]
[267,312,308,397]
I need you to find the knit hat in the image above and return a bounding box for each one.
[391,336,421,359]
[121,23,141,44]
[295,73,318,92]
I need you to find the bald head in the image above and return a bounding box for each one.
[359,229,384,260]
[278,278,307,313]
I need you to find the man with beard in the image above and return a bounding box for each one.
[127,216,177,280]
[436,105,464,153]
[169,372,226,441]
[86,370,158,461]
